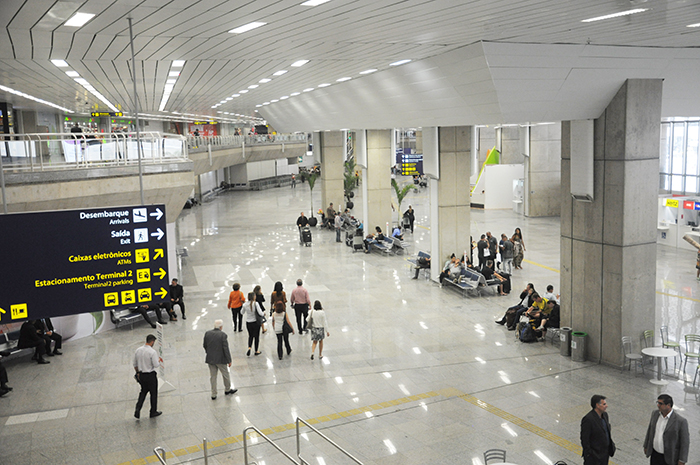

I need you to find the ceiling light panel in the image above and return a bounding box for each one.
[581,8,648,22]
[0,84,73,113]
[291,60,310,67]
[229,22,266,34]
[273,70,288,76]
[64,12,95,28]
[51,59,69,67]
[360,69,377,74]
[301,0,330,6]
[390,59,411,66]
[172,60,185,67]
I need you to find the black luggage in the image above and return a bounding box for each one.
[505,308,518,328]
[301,227,312,246]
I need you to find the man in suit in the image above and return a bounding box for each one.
[203,320,237,400]
[580,394,615,464]
[33,318,62,356]
[643,394,690,465]
[170,278,186,319]
[18,320,50,364]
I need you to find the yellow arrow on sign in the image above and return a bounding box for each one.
[155,288,168,299]
[154,249,164,259]
[154,268,167,279]
[0,307,5,321]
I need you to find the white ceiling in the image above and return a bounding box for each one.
[1,0,699,129]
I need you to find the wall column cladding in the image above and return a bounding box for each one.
[560,79,662,366]
[526,123,562,217]
[437,126,472,265]
[319,131,346,214]
[366,130,393,231]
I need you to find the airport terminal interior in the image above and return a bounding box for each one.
[0,184,699,465]
[2,1,700,464]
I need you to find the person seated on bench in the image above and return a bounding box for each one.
[543,284,559,304]
[481,260,510,295]
[516,293,548,322]
[439,255,462,284]
[170,278,186,319]
[391,226,404,241]
[535,299,560,336]
[18,320,50,364]
[496,283,535,327]
[363,233,375,253]
[133,304,169,328]
[158,301,177,321]
[374,226,385,241]
[0,359,11,396]
[412,256,431,279]
[33,318,62,356]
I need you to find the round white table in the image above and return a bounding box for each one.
[641,347,677,385]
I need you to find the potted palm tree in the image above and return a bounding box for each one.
[391,178,416,225]
[343,158,357,209]
[302,170,320,226]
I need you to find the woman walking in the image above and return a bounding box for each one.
[272,301,294,360]
[309,301,330,360]
[244,292,264,356]
[270,281,287,316]
[512,233,525,270]
[227,283,245,332]
[254,285,267,333]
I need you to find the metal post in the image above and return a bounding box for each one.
[128,16,145,206]
[203,437,208,465]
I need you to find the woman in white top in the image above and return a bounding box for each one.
[244,292,265,356]
[308,300,330,360]
[272,301,295,360]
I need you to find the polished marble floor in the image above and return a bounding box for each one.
[1,178,699,465]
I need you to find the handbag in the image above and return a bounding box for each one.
[306,309,314,329]
[282,312,293,335]
[254,304,265,324]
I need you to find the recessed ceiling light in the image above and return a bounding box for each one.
[172,60,185,67]
[271,99,279,103]
[248,84,259,89]
[273,70,288,76]
[303,88,314,92]
[51,59,69,67]
[389,59,411,66]
[581,8,648,22]
[225,97,233,101]
[239,90,249,93]
[229,22,266,34]
[232,94,240,97]
[166,79,176,84]
[336,77,352,82]
[263,102,270,105]
[0,84,74,113]
[290,92,300,96]
[64,12,95,28]
[318,83,331,87]
[65,71,79,77]
[688,23,700,27]
[280,96,289,99]
[291,60,310,67]
[259,78,271,83]
[301,0,330,5]
[224,112,230,114]
[256,104,262,107]
[211,105,217,109]
[360,68,377,74]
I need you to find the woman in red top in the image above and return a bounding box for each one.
[269,281,287,316]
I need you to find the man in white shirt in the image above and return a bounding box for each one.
[643,394,689,465]
[133,334,161,419]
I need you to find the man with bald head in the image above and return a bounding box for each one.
[203,320,237,400]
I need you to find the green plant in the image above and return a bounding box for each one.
[392,178,417,222]
[344,158,357,200]
[302,171,320,217]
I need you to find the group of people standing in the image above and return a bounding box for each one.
[226,279,330,361]
[475,228,525,274]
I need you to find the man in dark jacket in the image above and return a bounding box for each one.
[580,394,615,464]
[18,320,49,364]
[33,318,62,356]
[643,394,689,465]
[170,278,186,319]
[203,320,237,400]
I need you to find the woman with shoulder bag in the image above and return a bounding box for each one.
[270,281,287,316]
[272,301,294,360]
[309,301,330,360]
[254,285,267,333]
[244,292,264,356]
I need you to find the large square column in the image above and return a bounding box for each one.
[366,130,393,230]
[561,79,662,365]
[319,131,346,213]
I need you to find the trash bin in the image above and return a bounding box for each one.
[560,327,572,357]
[571,331,587,362]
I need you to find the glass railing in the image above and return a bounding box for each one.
[187,133,307,151]
[0,132,188,172]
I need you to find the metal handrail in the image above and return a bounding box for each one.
[153,446,167,465]
[296,417,363,465]
[243,425,299,465]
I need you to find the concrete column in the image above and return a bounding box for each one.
[436,126,472,267]
[561,79,662,366]
[526,124,561,217]
[319,131,346,213]
[366,130,392,231]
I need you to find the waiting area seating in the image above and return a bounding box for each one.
[0,331,34,362]
[444,267,501,297]
[110,307,159,329]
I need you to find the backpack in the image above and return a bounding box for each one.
[519,324,537,343]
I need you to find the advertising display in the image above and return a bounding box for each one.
[0,205,169,324]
